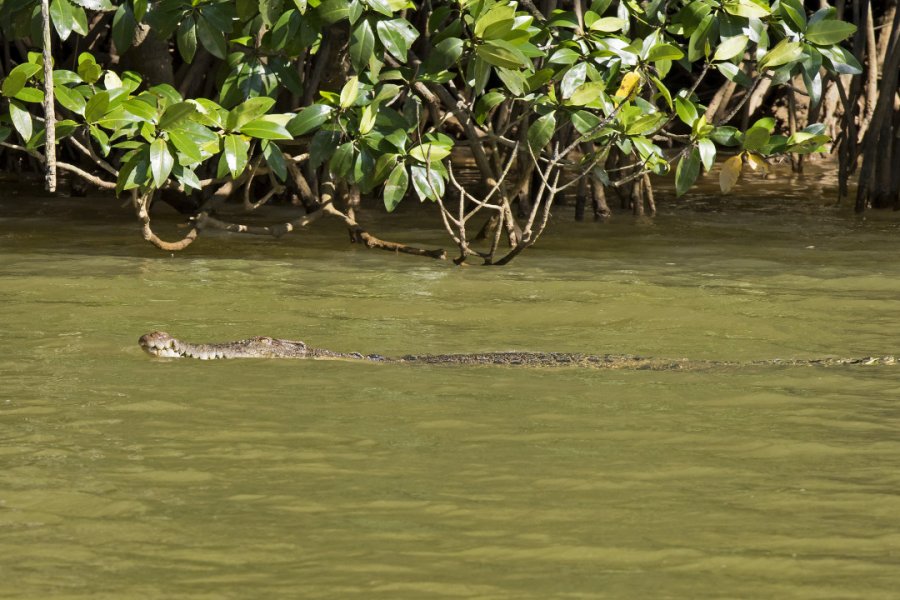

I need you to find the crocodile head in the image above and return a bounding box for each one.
[139,331,185,358]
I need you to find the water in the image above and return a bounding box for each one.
[2,171,900,598]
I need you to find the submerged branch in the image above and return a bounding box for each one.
[193,209,325,237]
[321,203,447,260]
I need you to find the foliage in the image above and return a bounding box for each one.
[0,0,862,263]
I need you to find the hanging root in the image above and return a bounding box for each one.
[134,191,199,251]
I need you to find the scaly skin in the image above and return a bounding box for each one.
[138,331,897,369]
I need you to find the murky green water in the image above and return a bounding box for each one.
[3,173,900,598]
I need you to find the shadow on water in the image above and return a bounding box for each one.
[2,163,900,598]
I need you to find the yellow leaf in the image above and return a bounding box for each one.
[614,71,642,101]
[720,154,743,193]
[745,151,769,173]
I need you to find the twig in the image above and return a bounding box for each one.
[56,162,117,189]
[68,134,118,176]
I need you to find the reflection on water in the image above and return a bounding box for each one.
[2,170,900,598]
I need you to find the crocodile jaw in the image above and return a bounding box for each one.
[138,331,186,358]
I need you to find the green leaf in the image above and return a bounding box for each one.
[496,68,526,96]
[650,75,672,109]
[723,0,770,19]
[758,40,804,71]
[77,53,102,84]
[423,37,464,72]
[329,142,355,178]
[177,16,198,63]
[802,53,823,107]
[711,126,740,146]
[675,147,701,197]
[89,125,110,156]
[675,96,698,126]
[548,48,580,65]
[174,164,202,190]
[287,104,334,135]
[339,76,359,108]
[112,4,137,53]
[53,70,83,86]
[697,138,716,172]
[376,18,419,62]
[350,18,375,72]
[9,100,33,142]
[318,0,349,24]
[410,164,444,201]
[50,0,76,41]
[819,45,862,75]
[188,98,226,128]
[116,146,150,195]
[54,86,86,115]
[223,134,250,177]
[167,129,202,164]
[566,81,604,106]
[149,138,174,188]
[474,3,515,38]
[262,140,287,181]
[716,62,753,87]
[408,142,452,162]
[365,0,393,17]
[53,118,78,141]
[158,101,196,130]
[475,39,530,69]
[374,83,401,104]
[751,116,775,133]
[786,130,830,149]
[2,63,40,98]
[713,35,749,62]
[356,104,376,135]
[197,16,228,59]
[688,14,712,62]
[589,17,625,32]
[122,98,159,122]
[481,18,514,41]
[527,112,556,152]
[226,97,276,131]
[742,125,770,151]
[370,153,399,187]
[14,88,44,104]
[309,129,341,168]
[779,0,807,32]
[133,0,147,21]
[474,91,506,124]
[570,110,600,135]
[351,145,373,184]
[259,0,282,26]
[383,163,408,212]
[805,20,857,46]
[239,116,293,140]
[646,43,684,62]
[560,63,587,99]
[626,113,666,136]
[71,3,88,35]
[84,90,110,123]
[71,0,115,11]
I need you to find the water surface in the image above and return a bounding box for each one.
[2,170,900,598]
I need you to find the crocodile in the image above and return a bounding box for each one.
[138,331,897,370]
